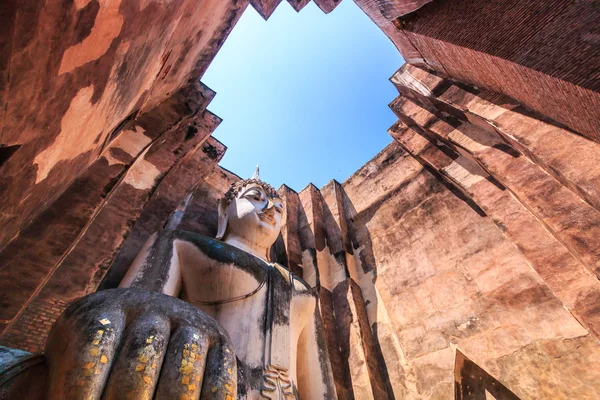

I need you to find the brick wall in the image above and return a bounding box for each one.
[0,297,70,353]
[361,0,600,142]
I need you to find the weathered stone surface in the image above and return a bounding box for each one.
[420,70,600,214]
[100,135,226,290]
[0,78,215,336]
[354,0,427,65]
[454,349,519,400]
[331,279,376,399]
[355,0,434,20]
[319,182,392,399]
[336,137,600,399]
[361,0,600,142]
[392,117,600,340]
[312,0,343,14]
[492,335,600,400]
[359,60,600,399]
[389,71,600,281]
[250,0,345,18]
[279,185,305,278]
[286,0,311,12]
[318,287,352,399]
[0,0,248,250]
[0,346,47,399]
[292,185,357,399]
[178,166,240,235]
[0,106,221,352]
[249,0,283,20]
[269,179,395,399]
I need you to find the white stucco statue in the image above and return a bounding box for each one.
[36,166,337,400]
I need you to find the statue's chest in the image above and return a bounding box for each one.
[182,263,313,398]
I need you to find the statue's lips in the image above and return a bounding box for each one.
[258,212,276,226]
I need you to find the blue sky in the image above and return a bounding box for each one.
[202,1,403,191]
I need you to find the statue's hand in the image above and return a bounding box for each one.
[45,288,238,400]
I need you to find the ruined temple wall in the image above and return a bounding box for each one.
[0,79,230,352]
[0,0,249,352]
[356,0,600,143]
[322,63,600,399]
[338,141,600,399]
[0,0,249,250]
[276,56,600,398]
[275,113,600,399]
[388,64,600,331]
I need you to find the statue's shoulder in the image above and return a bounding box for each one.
[165,230,269,278]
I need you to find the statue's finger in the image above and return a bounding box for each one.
[199,337,237,400]
[102,313,170,400]
[46,308,126,400]
[154,326,210,400]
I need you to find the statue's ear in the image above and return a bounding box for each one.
[216,198,228,240]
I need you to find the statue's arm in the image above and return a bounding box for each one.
[119,230,182,296]
[296,296,338,399]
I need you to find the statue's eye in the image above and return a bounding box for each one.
[245,190,262,201]
[275,207,283,214]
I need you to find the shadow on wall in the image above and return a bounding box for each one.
[332,186,399,398]
[454,349,519,400]
[318,197,371,399]
[338,184,402,398]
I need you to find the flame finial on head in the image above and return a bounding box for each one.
[252,164,260,180]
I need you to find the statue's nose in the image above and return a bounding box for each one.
[263,200,275,216]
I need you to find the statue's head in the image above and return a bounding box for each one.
[216,166,284,257]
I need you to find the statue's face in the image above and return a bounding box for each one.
[224,183,284,248]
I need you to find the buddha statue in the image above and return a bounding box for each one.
[0,168,336,399]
